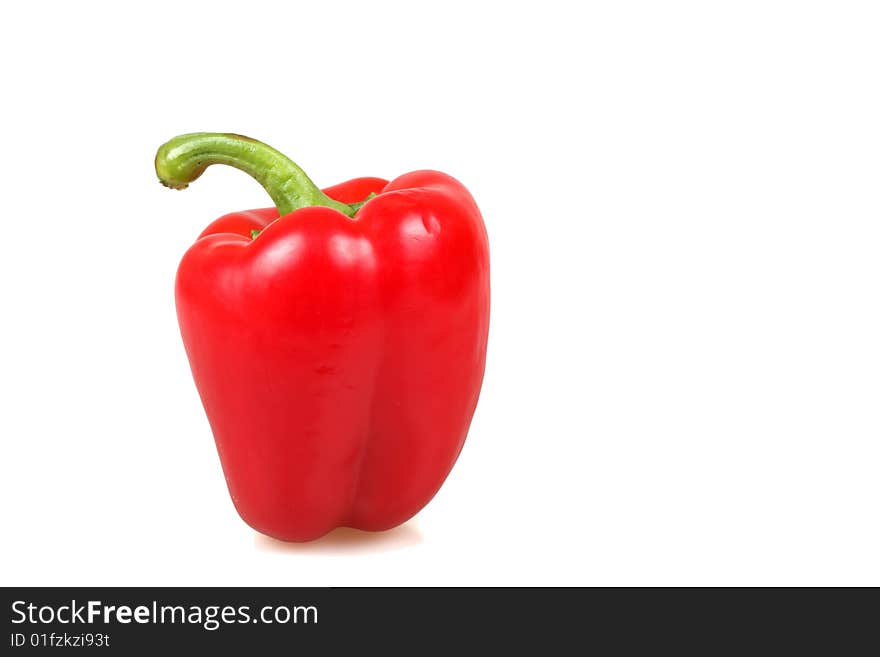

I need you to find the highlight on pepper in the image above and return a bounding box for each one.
[156,133,490,542]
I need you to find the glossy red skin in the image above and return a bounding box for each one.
[175,172,490,541]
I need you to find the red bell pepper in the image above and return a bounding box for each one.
[155,133,490,541]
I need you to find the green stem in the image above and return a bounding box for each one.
[155,132,358,217]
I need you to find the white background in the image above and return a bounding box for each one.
[1,1,878,586]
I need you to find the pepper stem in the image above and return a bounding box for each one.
[155,133,358,218]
